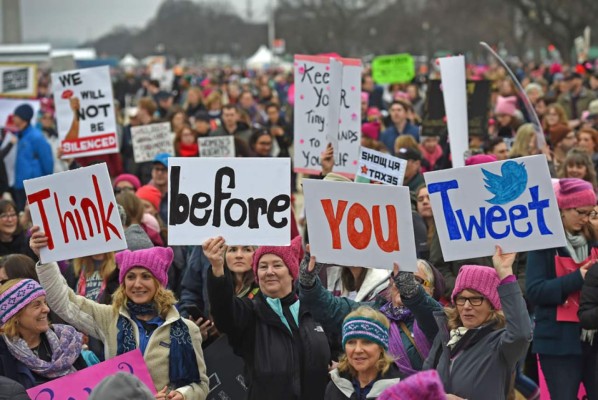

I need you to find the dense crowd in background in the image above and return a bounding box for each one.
[0,56,597,399]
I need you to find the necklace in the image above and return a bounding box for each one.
[30,336,51,358]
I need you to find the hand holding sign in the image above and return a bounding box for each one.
[28,225,47,258]
[320,143,334,176]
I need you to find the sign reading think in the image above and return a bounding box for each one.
[26,350,156,399]
[0,63,37,98]
[357,147,407,186]
[168,158,291,246]
[24,163,127,264]
[131,122,175,163]
[293,55,362,177]
[52,66,118,158]
[302,179,417,271]
[372,54,415,84]
[199,136,236,158]
[424,155,566,261]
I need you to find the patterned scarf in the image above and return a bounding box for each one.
[3,324,82,378]
[447,327,469,348]
[116,302,200,388]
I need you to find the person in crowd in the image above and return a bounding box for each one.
[265,102,292,158]
[542,103,570,140]
[169,108,187,134]
[362,75,385,110]
[156,91,174,120]
[29,229,209,399]
[206,235,330,400]
[394,135,419,155]
[419,246,531,399]
[116,191,162,247]
[494,95,522,138]
[550,124,578,171]
[238,91,265,125]
[557,148,598,191]
[508,124,539,159]
[211,105,252,145]
[249,130,273,157]
[380,100,420,154]
[378,369,448,400]
[396,147,425,194]
[325,307,402,399]
[88,372,154,400]
[136,184,163,218]
[204,91,223,123]
[65,253,117,303]
[0,254,38,284]
[0,279,89,388]
[148,152,170,223]
[11,104,53,211]
[415,185,438,260]
[185,87,205,118]
[485,137,509,161]
[113,173,141,194]
[558,72,596,124]
[576,127,598,175]
[419,136,444,172]
[0,200,36,260]
[174,124,199,157]
[526,178,598,399]
[193,111,212,137]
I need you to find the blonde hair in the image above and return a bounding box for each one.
[394,135,419,153]
[444,295,506,331]
[337,307,395,377]
[112,275,177,319]
[0,279,49,339]
[73,252,117,280]
[509,123,536,158]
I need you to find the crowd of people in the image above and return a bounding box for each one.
[0,56,597,399]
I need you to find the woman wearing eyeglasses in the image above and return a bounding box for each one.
[526,178,598,399]
[0,200,36,261]
[415,245,531,400]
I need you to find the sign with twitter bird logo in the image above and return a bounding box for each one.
[424,155,566,261]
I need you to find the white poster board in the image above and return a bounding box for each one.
[168,158,291,246]
[302,179,417,270]
[293,55,362,177]
[357,147,407,186]
[24,163,127,263]
[131,122,174,163]
[199,136,236,158]
[51,66,118,158]
[424,155,566,261]
[439,56,468,168]
[0,63,37,98]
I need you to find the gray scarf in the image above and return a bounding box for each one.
[565,231,588,263]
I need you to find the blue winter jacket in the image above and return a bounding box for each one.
[380,122,420,155]
[14,124,53,189]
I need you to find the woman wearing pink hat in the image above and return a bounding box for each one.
[526,178,598,399]
[29,226,209,400]
[205,235,331,400]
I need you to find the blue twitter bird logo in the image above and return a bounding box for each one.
[482,161,528,205]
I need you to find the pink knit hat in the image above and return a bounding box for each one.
[555,178,596,209]
[495,96,518,117]
[362,122,381,139]
[117,247,174,287]
[252,236,303,281]
[465,154,497,166]
[452,265,501,310]
[0,279,46,325]
[114,174,141,190]
[378,370,447,400]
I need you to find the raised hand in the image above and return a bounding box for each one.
[492,245,515,280]
[29,225,49,258]
[320,142,334,176]
[298,244,327,288]
[202,236,226,276]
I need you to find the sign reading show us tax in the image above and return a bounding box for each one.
[24,163,127,264]
[168,158,291,246]
[302,179,417,271]
[293,55,362,177]
[424,155,566,261]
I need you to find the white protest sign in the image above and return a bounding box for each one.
[52,66,118,158]
[424,155,566,261]
[439,56,468,168]
[294,55,362,177]
[357,147,407,186]
[131,122,174,163]
[168,158,291,246]
[303,179,417,271]
[24,163,127,263]
[199,136,236,158]
[326,58,343,153]
[0,63,37,98]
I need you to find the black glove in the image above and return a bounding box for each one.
[298,251,328,288]
[394,271,419,299]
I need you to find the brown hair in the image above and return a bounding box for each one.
[1,254,38,281]
[578,128,598,153]
[111,275,177,319]
[137,97,157,116]
[557,147,598,189]
[116,191,144,226]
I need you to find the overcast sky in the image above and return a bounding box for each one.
[4,0,270,45]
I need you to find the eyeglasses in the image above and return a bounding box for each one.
[573,208,596,218]
[454,296,485,306]
[0,213,17,220]
[153,166,168,173]
[414,275,432,288]
[114,187,136,195]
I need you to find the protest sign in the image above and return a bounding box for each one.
[356,147,407,186]
[372,54,415,84]
[168,158,291,246]
[24,163,127,264]
[303,179,417,271]
[26,349,155,399]
[52,66,118,158]
[205,335,248,400]
[293,54,362,177]
[131,122,175,162]
[199,136,236,157]
[439,56,468,168]
[0,63,37,98]
[424,155,566,261]
[421,80,491,138]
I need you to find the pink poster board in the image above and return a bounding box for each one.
[27,349,156,399]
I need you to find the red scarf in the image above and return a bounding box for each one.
[179,142,199,157]
[419,144,443,173]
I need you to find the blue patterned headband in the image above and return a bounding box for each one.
[342,316,389,351]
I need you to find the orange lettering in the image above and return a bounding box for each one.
[373,205,400,252]
[321,199,348,249]
[347,203,371,250]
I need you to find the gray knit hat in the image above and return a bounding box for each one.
[124,224,154,251]
[88,373,153,400]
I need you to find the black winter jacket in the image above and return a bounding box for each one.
[324,364,402,399]
[579,264,598,329]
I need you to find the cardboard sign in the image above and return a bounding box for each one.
[356,147,407,186]
[199,136,236,158]
[0,63,37,98]
[26,349,156,399]
[424,155,566,261]
[302,179,417,270]
[24,163,127,264]
[131,122,175,163]
[421,80,491,138]
[293,54,362,177]
[439,56,468,168]
[204,335,248,400]
[168,158,291,246]
[52,66,118,158]
[372,54,415,84]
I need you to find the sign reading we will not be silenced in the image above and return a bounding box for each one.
[131,122,175,163]
[199,136,236,158]
[357,147,407,186]
[424,155,566,261]
[24,163,127,264]
[168,158,291,246]
[294,55,362,177]
[52,66,118,158]
[303,179,417,271]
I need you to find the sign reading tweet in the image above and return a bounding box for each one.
[424,155,566,261]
